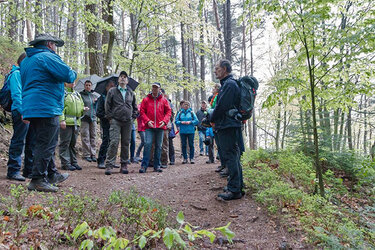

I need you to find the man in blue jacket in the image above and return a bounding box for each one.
[210,59,243,201]
[6,53,35,181]
[21,33,77,192]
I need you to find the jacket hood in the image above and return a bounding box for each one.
[182,108,192,113]
[25,45,56,57]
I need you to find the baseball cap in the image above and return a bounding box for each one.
[152,82,161,88]
[119,71,128,77]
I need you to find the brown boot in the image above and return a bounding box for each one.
[120,163,129,174]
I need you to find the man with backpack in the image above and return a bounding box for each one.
[4,53,35,181]
[21,33,77,192]
[210,59,243,201]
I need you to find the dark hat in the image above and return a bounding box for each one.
[119,71,128,77]
[151,82,161,88]
[29,33,64,47]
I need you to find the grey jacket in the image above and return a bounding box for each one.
[80,90,97,122]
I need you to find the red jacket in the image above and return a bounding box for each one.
[136,104,146,132]
[140,93,172,130]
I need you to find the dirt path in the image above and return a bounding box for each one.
[0,129,306,249]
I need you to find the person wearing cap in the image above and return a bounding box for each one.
[104,71,138,175]
[139,82,171,173]
[80,80,98,162]
[20,33,77,192]
[196,100,209,156]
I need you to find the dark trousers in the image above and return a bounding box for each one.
[168,137,175,163]
[136,131,145,158]
[7,110,34,177]
[214,131,224,166]
[97,119,110,164]
[106,119,132,166]
[59,125,79,167]
[216,127,243,193]
[180,133,195,160]
[208,136,215,163]
[130,126,136,160]
[29,116,59,179]
[141,128,164,170]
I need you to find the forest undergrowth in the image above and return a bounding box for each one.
[242,149,375,249]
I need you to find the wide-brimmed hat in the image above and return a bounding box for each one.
[29,33,64,47]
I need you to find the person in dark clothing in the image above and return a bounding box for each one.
[96,80,115,169]
[104,71,138,175]
[210,59,243,201]
[196,101,208,156]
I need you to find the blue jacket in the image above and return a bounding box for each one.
[8,65,22,112]
[20,45,77,119]
[206,127,214,137]
[210,75,242,130]
[175,108,198,134]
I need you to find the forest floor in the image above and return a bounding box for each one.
[0,123,308,249]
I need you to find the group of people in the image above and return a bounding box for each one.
[4,33,245,201]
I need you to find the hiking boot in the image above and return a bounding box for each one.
[120,163,129,174]
[28,178,58,192]
[72,164,82,170]
[169,162,175,165]
[206,160,214,164]
[215,165,225,172]
[190,159,195,164]
[97,162,105,169]
[105,166,112,175]
[182,159,188,164]
[154,168,162,173]
[7,173,26,182]
[139,167,147,173]
[200,152,204,156]
[91,156,97,162]
[113,164,120,168]
[47,172,69,185]
[62,165,76,171]
[217,191,242,201]
[84,157,92,162]
[161,165,168,169]
[223,186,246,196]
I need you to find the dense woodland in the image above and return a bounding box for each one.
[0,0,374,248]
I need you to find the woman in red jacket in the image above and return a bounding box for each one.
[139,82,171,173]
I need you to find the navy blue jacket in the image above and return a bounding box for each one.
[210,75,241,130]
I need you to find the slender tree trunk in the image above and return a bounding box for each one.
[281,110,287,149]
[212,0,224,57]
[181,22,188,101]
[275,102,281,151]
[338,110,345,152]
[364,96,368,154]
[200,11,207,102]
[347,107,353,150]
[223,0,232,61]
[104,0,114,75]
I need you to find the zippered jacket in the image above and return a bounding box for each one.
[105,86,138,122]
[139,93,171,130]
[8,65,22,112]
[175,108,198,134]
[80,90,97,122]
[21,45,77,119]
[60,87,84,126]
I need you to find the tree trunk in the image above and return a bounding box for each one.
[212,0,224,57]
[181,22,188,101]
[200,11,207,102]
[223,0,232,61]
[281,110,287,149]
[275,102,281,151]
[363,96,368,154]
[347,107,353,150]
[104,0,114,75]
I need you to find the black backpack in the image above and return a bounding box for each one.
[236,76,258,120]
[0,73,12,112]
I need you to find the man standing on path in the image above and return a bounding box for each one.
[104,71,138,175]
[96,80,115,169]
[210,59,243,201]
[21,33,77,192]
[139,82,171,173]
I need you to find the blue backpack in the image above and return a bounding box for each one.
[0,73,12,112]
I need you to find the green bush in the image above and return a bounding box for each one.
[242,149,375,248]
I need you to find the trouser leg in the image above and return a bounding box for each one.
[59,126,73,168]
[105,120,121,167]
[120,120,132,164]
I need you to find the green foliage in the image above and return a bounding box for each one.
[242,149,374,248]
